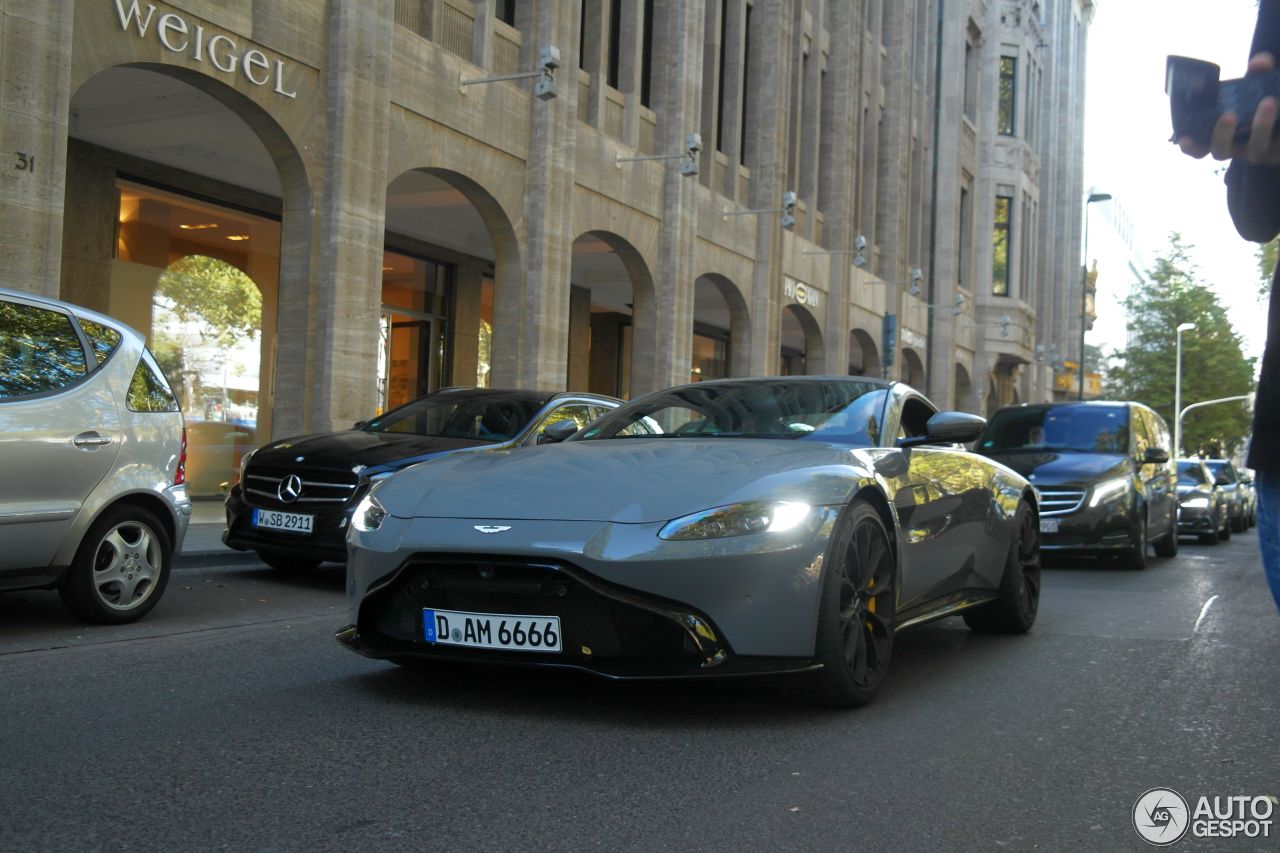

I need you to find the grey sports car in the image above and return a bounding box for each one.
[337,377,1040,707]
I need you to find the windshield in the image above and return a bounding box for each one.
[1205,461,1236,484]
[362,393,545,441]
[1177,462,1207,486]
[578,379,889,445]
[979,404,1129,454]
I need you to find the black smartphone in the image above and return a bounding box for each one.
[1166,55,1280,146]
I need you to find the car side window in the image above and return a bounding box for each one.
[898,397,936,439]
[1131,408,1152,464]
[0,299,88,400]
[77,318,123,366]
[127,350,180,413]
[541,404,593,432]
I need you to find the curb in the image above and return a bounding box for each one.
[175,550,264,569]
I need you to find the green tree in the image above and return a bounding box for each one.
[155,255,262,348]
[1105,234,1255,458]
[1259,237,1278,298]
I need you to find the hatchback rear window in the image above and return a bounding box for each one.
[77,318,122,365]
[127,350,180,413]
[0,300,87,399]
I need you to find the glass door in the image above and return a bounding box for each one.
[378,308,436,413]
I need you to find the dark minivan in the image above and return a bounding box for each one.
[975,402,1177,569]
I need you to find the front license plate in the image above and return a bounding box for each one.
[1040,518,1060,534]
[252,508,314,534]
[423,608,562,653]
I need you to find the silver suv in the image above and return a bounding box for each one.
[0,288,190,623]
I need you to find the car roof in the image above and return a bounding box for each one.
[430,387,621,405]
[0,286,142,342]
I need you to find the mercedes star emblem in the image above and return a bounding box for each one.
[278,474,304,503]
[474,525,512,534]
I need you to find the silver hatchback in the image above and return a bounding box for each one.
[0,288,190,623]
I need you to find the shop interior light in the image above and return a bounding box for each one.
[226,234,250,241]
[178,223,219,230]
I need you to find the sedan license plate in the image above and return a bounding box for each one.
[1040,518,1060,534]
[252,508,314,534]
[424,608,561,653]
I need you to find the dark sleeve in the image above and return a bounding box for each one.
[1226,0,1280,244]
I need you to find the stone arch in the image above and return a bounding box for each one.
[902,347,926,389]
[692,273,751,380]
[384,167,522,389]
[569,230,657,397]
[955,362,976,414]
[849,328,880,377]
[780,303,824,375]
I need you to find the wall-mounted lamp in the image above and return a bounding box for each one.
[723,191,797,230]
[617,132,701,176]
[926,293,965,316]
[461,45,561,100]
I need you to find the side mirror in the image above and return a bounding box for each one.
[353,420,368,429]
[1143,447,1170,464]
[538,420,580,445]
[897,411,987,448]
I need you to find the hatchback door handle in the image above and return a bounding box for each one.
[73,432,113,448]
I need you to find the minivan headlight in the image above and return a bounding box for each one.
[659,501,812,540]
[1089,476,1131,507]
[352,494,388,532]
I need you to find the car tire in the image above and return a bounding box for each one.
[1120,515,1148,570]
[1199,527,1221,546]
[59,505,172,624]
[258,551,321,573]
[1153,516,1179,558]
[799,501,896,708]
[1231,513,1246,534]
[1220,514,1232,541]
[963,501,1040,634]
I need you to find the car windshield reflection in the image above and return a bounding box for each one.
[978,403,1129,455]
[578,379,888,446]
[362,393,545,442]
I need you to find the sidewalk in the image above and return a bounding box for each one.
[179,499,258,567]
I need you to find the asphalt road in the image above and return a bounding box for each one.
[2,532,1277,852]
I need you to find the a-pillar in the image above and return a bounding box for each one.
[279,2,394,436]
[0,2,73,297]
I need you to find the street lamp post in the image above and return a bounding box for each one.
[1174,322,1196,458]
[1079,192,1112,400]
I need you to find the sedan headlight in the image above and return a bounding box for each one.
[352,494,388,532]
[1181,497,1210,509]
[659,501,812,541]
[1088,476,1131,507]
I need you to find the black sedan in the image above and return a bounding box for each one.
[1176,459,1230,544]
[223,388,620,570]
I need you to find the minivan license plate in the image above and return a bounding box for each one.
[252,508,314,533]
[1040,518,1060,534]
[424,608,561,653]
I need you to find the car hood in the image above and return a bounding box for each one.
[250,430,493,473]
[372,438,871,523]
[979,450,1128,486]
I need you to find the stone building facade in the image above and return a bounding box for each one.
[0,0,1092,493]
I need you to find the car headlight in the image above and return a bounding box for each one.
[1181,497,1210,508]
[237,448,256,485]
[659,501,812,541]
[351,494,388,532]
[1089,476,1131,507]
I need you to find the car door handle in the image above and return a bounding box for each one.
[73,432,113,448]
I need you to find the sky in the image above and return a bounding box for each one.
[1083,0,1267,364]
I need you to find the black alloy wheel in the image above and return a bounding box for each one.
[802,501,896,708]
[964,501,1040,634]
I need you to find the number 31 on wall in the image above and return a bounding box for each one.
[14,152,34,172]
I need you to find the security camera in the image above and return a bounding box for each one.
[685,132,702,155]
[855,234,868,252]
[534,78,560,101]
[680,159,698,177]
[540,45,561,71]
[910,267,923,283]
[782,191,797,213]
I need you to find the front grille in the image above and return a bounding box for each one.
[243,465,359,509]
[359,557,722,670]
[1037,488,1086,515]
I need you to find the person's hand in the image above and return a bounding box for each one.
[1178,52,1280,165]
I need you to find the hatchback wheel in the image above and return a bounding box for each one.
[801,501,896,708]
[60,506,171,624]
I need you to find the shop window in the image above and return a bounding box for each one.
[114,181,276,498]
[380,251,452,412]
[691,332,728,382]
[477,275,494,387]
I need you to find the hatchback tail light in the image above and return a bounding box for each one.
[175,425,187,486]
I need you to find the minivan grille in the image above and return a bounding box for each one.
[243,465,359,508]
[1037,488,1086,515]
